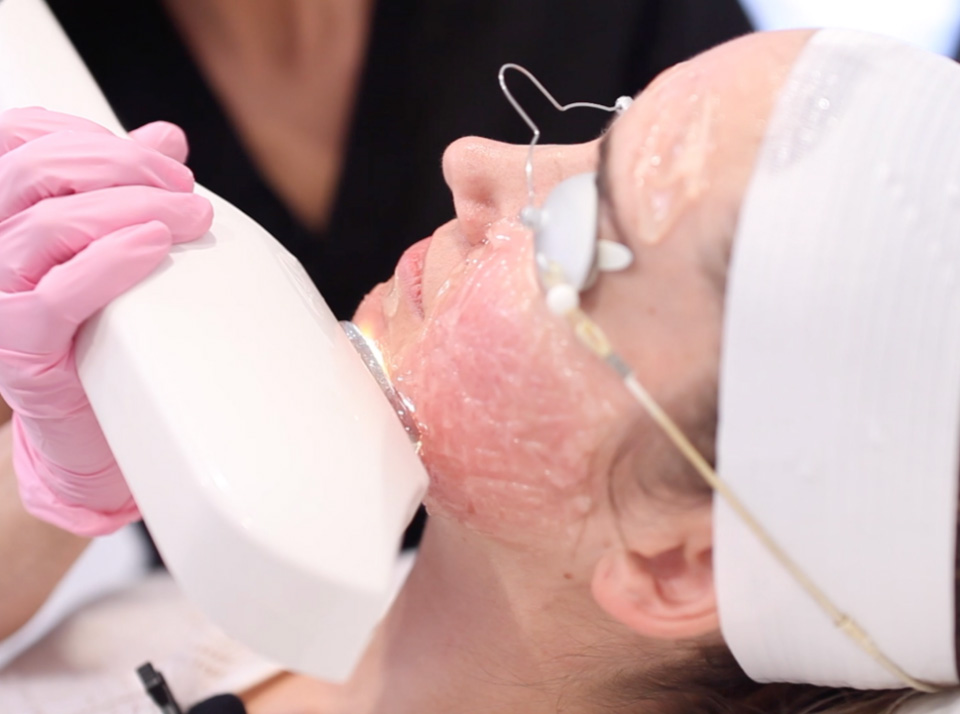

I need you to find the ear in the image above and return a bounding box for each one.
[591,509,717,640]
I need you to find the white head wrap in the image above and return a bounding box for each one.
[716,28,960,692]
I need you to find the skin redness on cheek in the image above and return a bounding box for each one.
[383,221,625,539]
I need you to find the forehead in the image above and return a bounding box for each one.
[574,32,817,401]
[602,31,816,251]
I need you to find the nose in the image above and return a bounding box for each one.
[442,137,601,245]
[442,137,528,244]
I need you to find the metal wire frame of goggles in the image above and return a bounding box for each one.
[497,63,940,694]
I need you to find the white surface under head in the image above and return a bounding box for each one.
[716,29,960,689]
[740,0,960,57]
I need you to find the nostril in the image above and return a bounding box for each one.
[453,200,496,247]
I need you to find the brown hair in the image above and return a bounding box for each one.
[646,645,917,713]
[604,639,916,713]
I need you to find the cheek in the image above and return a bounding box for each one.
[386,226,624,538]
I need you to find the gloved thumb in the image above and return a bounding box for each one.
[129,121,189,164]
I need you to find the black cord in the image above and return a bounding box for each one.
[137,662,184,714]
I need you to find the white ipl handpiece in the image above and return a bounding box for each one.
[0,0,429,682]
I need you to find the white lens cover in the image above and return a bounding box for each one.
[536,172,599,290]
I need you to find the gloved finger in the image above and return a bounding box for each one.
[0,107,115,155]
[42,220,175,336]
[0,221,174,354]
[0,131,195,223]
[0,187,213,293]
[128,121,189,164]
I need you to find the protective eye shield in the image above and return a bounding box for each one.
[498,64,635,309]
[533,172,633,305]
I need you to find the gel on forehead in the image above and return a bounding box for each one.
[716,29,960,689]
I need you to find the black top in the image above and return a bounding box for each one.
[46,0,753,319]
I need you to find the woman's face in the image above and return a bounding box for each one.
[353,30,814,547]
[355,140,628,540]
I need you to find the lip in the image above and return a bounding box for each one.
[395,237,432,317]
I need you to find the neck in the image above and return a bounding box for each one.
[159,0,373,230]
[333,517,636,714]
[162,0,369,71]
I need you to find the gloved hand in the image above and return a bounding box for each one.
[0,107,214,536]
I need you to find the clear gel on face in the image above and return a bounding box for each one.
[378,221,627,540]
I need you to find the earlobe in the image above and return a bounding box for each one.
[591,543,718,640]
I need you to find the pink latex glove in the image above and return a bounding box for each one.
[0,107,214,536]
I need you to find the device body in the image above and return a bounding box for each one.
[0,0,428,681]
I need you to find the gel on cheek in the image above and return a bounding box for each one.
[382,277,401,319]
[385,227,622,535]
